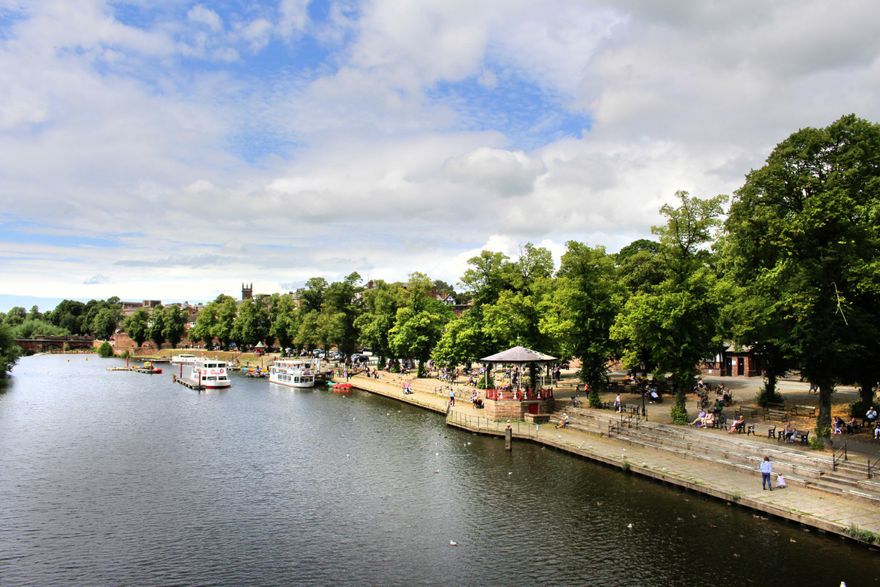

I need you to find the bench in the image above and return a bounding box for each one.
[764,408,788,422]
[736,423,755,436]
[524,413,551,424]
[792,405,817,418]
[795,430,810,445]
[767,424,777,439]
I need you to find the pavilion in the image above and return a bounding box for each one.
[479,345,557,420]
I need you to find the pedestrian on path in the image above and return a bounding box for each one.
[760,456,773,491]
[449,388,455,407]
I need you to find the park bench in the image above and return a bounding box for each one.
[792,405,817,418]
[795,430,811,445]
[763,406,788,422]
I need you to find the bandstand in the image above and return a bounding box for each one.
[480,346,557,420]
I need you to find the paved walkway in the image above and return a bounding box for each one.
[349,373,880,546]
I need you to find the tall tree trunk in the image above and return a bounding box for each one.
[817,383,833,448]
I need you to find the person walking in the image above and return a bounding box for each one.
[760,456,773,491]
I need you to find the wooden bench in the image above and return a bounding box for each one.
[764,408,788,422]
[524,413,551,424]
[793,405,817,418]
[795,430,811,445]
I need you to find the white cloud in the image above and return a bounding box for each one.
[2,0,880,303]
[187,5,223,32]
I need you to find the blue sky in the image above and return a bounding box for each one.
[1,0,879,312]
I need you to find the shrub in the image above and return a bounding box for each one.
[671,403,689,425]
[97,342,114,358]
[755,386,784,407]
[588,388,602,408]
[477,374,495,389]
[849,399,873,418]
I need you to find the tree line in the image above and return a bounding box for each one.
[2,114,877,446]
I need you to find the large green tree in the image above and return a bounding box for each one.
[162,305,188,348]
[544,242,622,390]
[268,293,299,352]
[233,297,270,348]
[725,114,880,443]
[125,308,150,347]
[612,191,726,422]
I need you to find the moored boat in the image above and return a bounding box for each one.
[189,358,231,389]
[171,353,199,365]
[269,358,319,388]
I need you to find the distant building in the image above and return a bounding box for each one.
[120,299,162,317]
[242,283,253,300]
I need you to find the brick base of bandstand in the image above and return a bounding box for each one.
[484,398,555,420]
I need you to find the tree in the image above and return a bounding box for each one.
[211,295,238,349]
[545,242,622,390]
[0,324,20,376]
[10,319,69,338]
[432,309,488,368]
[322,272,363,355]
[612,191,726,423]
[125,308,150,347]
[4,306,26,327]
[268,293,299,352]
[300,277,328,312]
[725,114,880,444]
[459,250,513,306]
[233,298,270,348]
[148,305,167,348]
[163,306,188,348]
[91,307,121,340]
[355,280,406,366]
[48,300,86,334]
[388,273,454,376]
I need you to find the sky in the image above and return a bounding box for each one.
[1,0,879,312]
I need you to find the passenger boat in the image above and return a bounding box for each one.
[268,358,319,388]
[189,358,231,389]
[171,353,199,365]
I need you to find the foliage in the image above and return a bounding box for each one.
[547,242,622,390]
[0,324,21,375]
[10,319,69,338]
[670,402,689,425]
[613,191,726,418]
[233,298,270,348]
[388,278,453,377]
[268,293,299,351]
[588,388,602,408]
[149,305,167,348]
[162,305,188,348]
[432,309,487,368]
[725,114,880,444]
[97,341,114,358]
[755,387,784,407]
[124,308,150,347]
[91,307,121,340]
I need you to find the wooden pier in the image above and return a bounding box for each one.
[172,374,203,390]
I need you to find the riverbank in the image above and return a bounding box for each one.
[349,373,880,548]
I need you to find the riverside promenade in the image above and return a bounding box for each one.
[349,373,880,547]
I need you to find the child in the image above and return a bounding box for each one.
[776,474,787,489]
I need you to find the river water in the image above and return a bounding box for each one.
[1,355,877,586]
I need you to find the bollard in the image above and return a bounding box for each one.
[505,423,512,451]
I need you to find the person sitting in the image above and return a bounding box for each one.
[691,409,708,427]
[703,412,716,429]
[712,399,724,416]
[846,417,858,434]
[866,406,878,425]
[728,415,745,434]
[474,398,484,409]
[556,412,570,429]
[874,423,880,440]
[722,388,733,405]
[833,416,845,435]
[776,474,787,489]
[782,421,796,443]
[649,387,661,403]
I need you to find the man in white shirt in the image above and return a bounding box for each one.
[760,456,773,491]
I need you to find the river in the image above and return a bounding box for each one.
[0,355,877,586]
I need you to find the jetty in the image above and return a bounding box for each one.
[347,372,880,547]
[171,374,203,390]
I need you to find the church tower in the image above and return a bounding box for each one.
[242,283,253,300]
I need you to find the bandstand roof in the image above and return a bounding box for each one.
[480,345,557,364]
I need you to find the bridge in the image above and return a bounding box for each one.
[15,336,95,354]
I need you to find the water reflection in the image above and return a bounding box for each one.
[0,355,877,586]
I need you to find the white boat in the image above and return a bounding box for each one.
[189,358,231,389]
[269,358,320,388]
[171,353,199,365]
